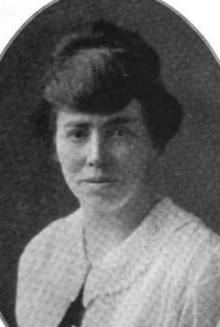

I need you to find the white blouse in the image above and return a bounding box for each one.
[16,198,220,327]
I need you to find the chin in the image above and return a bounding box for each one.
[80,189,134,213]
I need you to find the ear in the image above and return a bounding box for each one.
[51,134,60,162]
[51,139,60,163]
[52,151,59,162]
[151,145,161,159]
[148,148,162,175]
[154,149,164,165]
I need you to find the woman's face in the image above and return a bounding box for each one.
[55,99,159,209]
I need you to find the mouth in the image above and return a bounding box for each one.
[80,177,116,184]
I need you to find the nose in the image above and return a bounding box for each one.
[86,132,106,168]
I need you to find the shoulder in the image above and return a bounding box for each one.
[163,198,220,246]
[175,220,220,326]
[16,209,87,327]
[18,208,83,276]
[162,198,220,280]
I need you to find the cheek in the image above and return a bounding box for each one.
[56,143,83,175]
[111,145,132,172]
[123,143,156,177]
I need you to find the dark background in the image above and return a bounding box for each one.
[1,0,220,326]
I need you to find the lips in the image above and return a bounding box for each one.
[80,177,115,184]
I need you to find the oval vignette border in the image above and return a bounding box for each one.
[0,1,220,327]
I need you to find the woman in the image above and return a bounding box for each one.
[16,20,220,327]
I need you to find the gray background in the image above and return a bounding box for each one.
[1,0,220,325]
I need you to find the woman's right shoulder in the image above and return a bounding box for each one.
[18,208,82,271]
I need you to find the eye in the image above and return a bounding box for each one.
[106,126,130,140]
[67,128,89,143]
[114,128,127,137]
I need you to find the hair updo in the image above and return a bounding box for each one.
[36,20,183,152]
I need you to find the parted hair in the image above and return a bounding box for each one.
[36,19,183,152]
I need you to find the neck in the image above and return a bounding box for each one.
[81,186,160,266]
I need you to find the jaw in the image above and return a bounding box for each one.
[79,178,152,217]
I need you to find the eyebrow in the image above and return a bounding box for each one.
[64,122,90,128]
[64,116,138,129]
[104,116,138,126]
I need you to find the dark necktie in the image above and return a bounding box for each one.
[58,286,85,327]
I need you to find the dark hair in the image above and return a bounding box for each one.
[36,20,183,152]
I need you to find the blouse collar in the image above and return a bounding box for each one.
[65,198,193,307]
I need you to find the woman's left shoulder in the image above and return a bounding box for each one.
[175,215,220,327]
[166,198,220,244]
[161,198,220,272]
[168,199,220,275]
[192,228,220,282]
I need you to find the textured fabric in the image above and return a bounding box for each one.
[58,285,85,327]
[16,198,220,327]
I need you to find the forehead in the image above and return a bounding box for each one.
[56,99,144,128]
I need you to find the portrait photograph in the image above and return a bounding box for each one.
[1,0,220,327]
